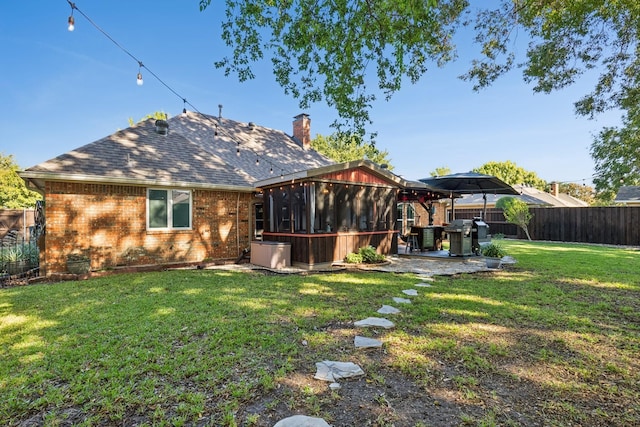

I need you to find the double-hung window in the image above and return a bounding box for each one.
[147,189,192,230]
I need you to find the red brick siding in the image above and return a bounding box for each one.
[42,182,253,275]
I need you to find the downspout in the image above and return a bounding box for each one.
[236,192,240,253]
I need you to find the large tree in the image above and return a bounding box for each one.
[0,154,42,209]
[311,133,393,168]
[474,161,546,190]
[590,108,640,202]
[199,1,640,138]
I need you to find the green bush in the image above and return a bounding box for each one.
[359,246,385,263]
[481,242,507,258]
[0,245,24,263]
[344,252,363,264]
[0,243,38,265]
[344,246,385,264]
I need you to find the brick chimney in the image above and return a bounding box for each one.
[292,113,311,150]
[550,182,559,197]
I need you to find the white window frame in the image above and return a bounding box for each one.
[146,188,193,230]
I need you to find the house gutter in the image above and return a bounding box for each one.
[18,171,254,193]
[236,192,241,254]
[253,159,428,190]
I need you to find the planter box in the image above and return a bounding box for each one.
[484,257,502,269]
[67,260,91,274]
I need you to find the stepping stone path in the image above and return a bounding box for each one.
[377,305,400,314]
[274,415,332,427]
[314,360,365,382]
[275,278,432,426]
[354,317,395,328]
[354,335,383,348]
[415,282,432,287]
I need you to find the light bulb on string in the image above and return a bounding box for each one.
[270,166,273,174]
[182,99,187,116]
[236,142,240,156]
[255,157,260,166]
[136,61,144,85]
[67,1,76,31]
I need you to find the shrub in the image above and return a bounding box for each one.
[0,245,24,262]
[496,196,533,240]
[0,243,38,265]
[344,246,385,264]
[481,242,507,259]
[344,252,363,264]
[358,246,385,263]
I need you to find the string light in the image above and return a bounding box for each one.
[64,0,295,180]
[136,62,143,86]
[67,1,76,31]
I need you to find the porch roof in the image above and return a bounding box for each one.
[254,159,451,200]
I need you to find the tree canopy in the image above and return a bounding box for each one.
[199,1,640,138]
[558,182,595,206]
[430,166,452,177]
[311,133,393,168]
[128,111,169,126]
[0,153,42,209]
[590,108,640,202]
[200,0,463,133]
[474,161,546,190]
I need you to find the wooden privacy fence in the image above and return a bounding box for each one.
[0,209,35,241]
[454,207,640,246]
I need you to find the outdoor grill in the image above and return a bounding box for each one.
[444,219,473,256]
[472,217,490,255]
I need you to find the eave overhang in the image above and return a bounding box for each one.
[18,170,254,193]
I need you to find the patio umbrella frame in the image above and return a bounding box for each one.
[418,172,519,220]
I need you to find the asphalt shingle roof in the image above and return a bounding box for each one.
[615,186,640,203]
[24,112,333,190]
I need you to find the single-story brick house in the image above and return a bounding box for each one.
[20,112,446,275]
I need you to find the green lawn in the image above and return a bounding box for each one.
[1,241,639,426]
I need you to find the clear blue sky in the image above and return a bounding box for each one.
[0,1,621,185]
